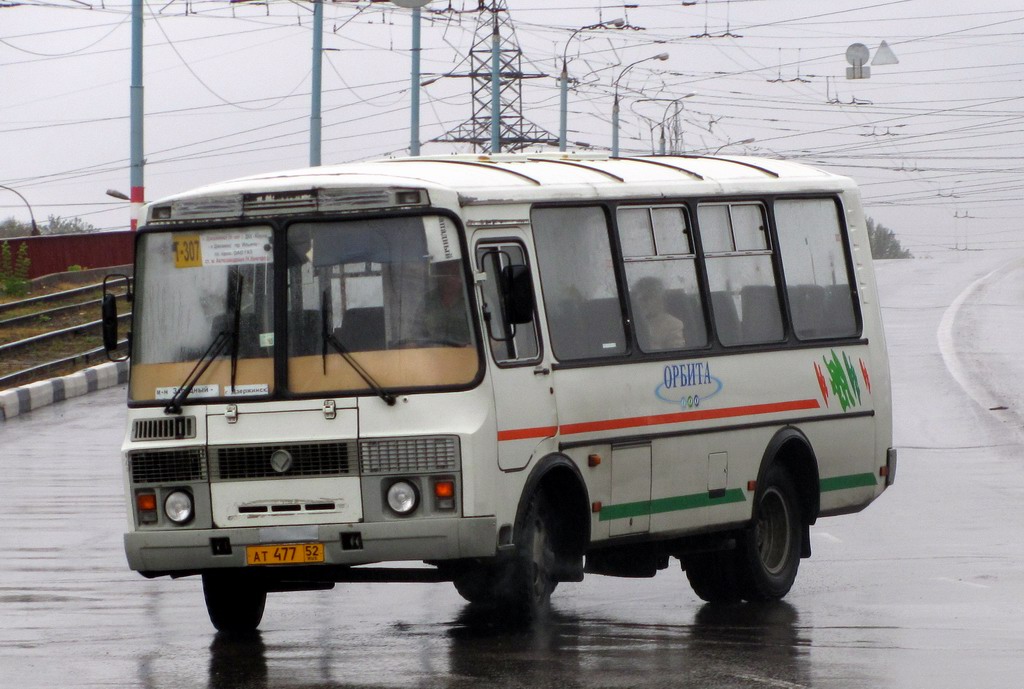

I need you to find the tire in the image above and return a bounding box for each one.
[736,464,802,601]
[202,572,267,633]
[507,493,557,616]
[452,493,557,618]
[452,563,500,604]
[683,550,743,603]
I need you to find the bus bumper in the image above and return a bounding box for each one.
[124,516,497,575]
[885,447,897,487]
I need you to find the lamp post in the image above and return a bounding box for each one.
[559,18,624,152]
[0,184,39,236]
[390,1,432,156]
[612,53,669,157]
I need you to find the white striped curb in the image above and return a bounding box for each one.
[0,360,128,421]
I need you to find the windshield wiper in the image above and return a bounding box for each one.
[163,330,231,415]
[164,272,244,415]
[321,289,396,406]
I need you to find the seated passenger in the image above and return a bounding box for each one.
[633,276,685,351]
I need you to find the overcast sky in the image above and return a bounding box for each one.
[2,0,1022,255]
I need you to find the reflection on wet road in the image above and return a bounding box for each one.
[205,602,809,689]
[4,252,1024,688]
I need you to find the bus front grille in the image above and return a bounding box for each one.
[212,442,355,480]
[359,436,459,475]
[129,448,208,484]
[131,416,197,442]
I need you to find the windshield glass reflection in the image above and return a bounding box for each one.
[286,216,479,395]
[130,227,275,403]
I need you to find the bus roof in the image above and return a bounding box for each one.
[148,153,856,216]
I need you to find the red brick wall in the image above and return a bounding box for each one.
[0,232,134,279]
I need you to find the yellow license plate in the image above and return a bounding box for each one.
[246,542,325,566]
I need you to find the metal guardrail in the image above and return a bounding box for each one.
[0,279,134,392]
[0,297,104,329]
[0,341,127,390]
[0,281,107,317]
[0,312,131,358]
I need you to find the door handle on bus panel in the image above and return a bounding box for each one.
[534,366,550,376]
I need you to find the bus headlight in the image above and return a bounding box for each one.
[164,490,194,524]
[386,480,419,516]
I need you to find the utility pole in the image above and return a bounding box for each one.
[390,1,431,155]
[410,4,422,155]
[310,0,323,166]
[129,0,144,229]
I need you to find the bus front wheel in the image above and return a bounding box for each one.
[452,492,557,617]
[202,572,267,633]
[510,492,557,614]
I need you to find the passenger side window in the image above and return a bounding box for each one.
[617,206,708,352]
[475,242,540,364]
[697,202,784,346]
[774,198,859,339]
[532,207,626,360]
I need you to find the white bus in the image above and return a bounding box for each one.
[104,153,896,632]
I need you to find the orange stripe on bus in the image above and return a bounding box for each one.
[496,426,559,442]
[496,399,821,442]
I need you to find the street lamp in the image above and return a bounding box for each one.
[559,18,625,152]
[0,184,40,236]
[612,53,669,157]
[712,137,755,155]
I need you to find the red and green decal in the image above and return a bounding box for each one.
[815,350,871,411]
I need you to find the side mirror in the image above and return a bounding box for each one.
[501,264,535,325]
[102,273,132,362]
[101,293,119,351]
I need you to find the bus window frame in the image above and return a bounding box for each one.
[474,238,544,369]
[278,209,486,400]
[613,202,713,355]
[531,193,867,374]
[770,194,864,342]
[126,208,487,409]
[530,203,632,365]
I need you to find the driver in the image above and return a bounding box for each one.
[418,260,472,345]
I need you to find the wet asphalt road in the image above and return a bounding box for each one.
[3,251,1024,689]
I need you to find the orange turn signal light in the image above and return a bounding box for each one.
[434,480,455,499]
[137,493,157,511]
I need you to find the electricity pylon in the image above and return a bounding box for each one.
[437,0,557,153]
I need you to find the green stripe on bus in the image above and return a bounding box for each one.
[819,472,877,492]
[599,489,746,522]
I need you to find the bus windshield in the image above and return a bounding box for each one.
[128,216,479,405]
[285,215,479,396]
[130,227,276,404]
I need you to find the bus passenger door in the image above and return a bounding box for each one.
[476,240,558,471]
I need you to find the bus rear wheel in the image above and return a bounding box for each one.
[736,464,802,601]
[684,550,743,603]
[202,572,267,633]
